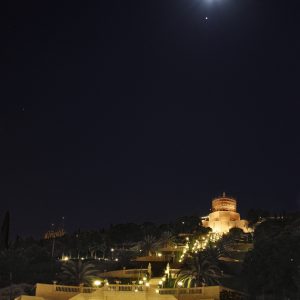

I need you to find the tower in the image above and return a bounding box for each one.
[202,193,251,234]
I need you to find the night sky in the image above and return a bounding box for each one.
[1,0,300,236]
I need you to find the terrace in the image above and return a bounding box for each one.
[30,282,248,300]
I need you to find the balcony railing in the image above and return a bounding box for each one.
[104,285,147,292]
[158,288,203,295]
[55,285,96,293]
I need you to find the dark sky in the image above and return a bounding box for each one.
[1,0,299,237]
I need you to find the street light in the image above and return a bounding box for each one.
[93,280,102,288]
[110,248,114,260]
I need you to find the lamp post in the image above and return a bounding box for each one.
[110,248,114,260]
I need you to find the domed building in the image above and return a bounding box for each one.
[201,193,251,234]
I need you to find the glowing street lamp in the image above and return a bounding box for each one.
[93,280,102,287]
[110,248,114,260]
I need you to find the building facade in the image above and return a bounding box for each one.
[202,193,251,234]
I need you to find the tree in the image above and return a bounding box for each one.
[246,209,269,227]
[175,252,221,287]
[139,235,158,256]
[203,243,229,266]
[157,231,176,248]
[173,216,200,234]
[242,217,300,298]
[0,211,10,250]
[108,223,143,244]
[228,227,244,241]
[60,260,98,286]
[0,284,33,300]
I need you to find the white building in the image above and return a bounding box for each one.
[15,282,247,300]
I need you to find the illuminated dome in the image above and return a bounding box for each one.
[202,193,252,234]
[212,194,236,212]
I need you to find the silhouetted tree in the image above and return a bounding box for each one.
[175,252,221,287]
[0,211,10,250]
[139,235,158,256]
[157,231,176,248]
[60,260,98,286]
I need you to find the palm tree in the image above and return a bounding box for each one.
[60,260,98,286]
[140,235,158,256]
[175,252,221,287]
[203,242,229,266]
[157,231,176,249]
[97,242,107,259]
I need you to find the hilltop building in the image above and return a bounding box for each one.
[201,193,251,234]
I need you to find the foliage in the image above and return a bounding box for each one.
[0,245,58,287]
[204,243,229,267]
[0,284,34,300]
[157,231,176,248]
[172,216,202,234]
[243,217,300,298]
[138,235,159,256]
[228,228,244,241]
[175,251,221,287]
[60,260,98,286]
[108,223,143,244]
[1,212,300,298]
[246,209,270,227]
[0,211,10,250]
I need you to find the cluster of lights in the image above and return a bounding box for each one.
[156,264,170,292]
[179,237,190,263]
[178,233,222,263]
[61,253,119,262]
[134,276,150,292]
[93,279,109,287]
[156,280,183,293]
